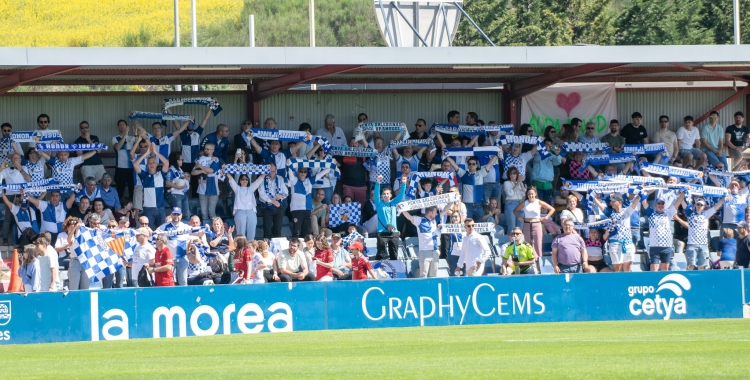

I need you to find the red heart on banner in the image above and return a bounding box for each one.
[556,92,581,117]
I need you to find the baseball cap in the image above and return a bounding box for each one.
[695,198,706,206]
[738,221,749,229]
[348,242,364,251]
[331,233,342,240]
[656,197,666,204]
[171,207,182,215]
[135,227,151,236]
[609,194,623,202]
[118,216,129,223]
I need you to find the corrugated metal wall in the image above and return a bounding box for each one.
[616,90,747,137]
[260,92,504,138]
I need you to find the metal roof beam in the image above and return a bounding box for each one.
[668,62,749,83]
[693,86,750,125]
[254,65,363,100]
[0,66,80,95]
[508,63,628,99]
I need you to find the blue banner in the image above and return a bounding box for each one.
[0,271,744,345]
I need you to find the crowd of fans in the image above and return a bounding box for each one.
[6,104,750,292]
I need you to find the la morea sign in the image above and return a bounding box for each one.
[521,83,617,137]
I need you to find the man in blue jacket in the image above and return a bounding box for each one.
[374,174,407,260]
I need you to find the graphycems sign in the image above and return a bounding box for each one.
[628,274,691,320]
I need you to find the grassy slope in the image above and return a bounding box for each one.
[1,319,749,379]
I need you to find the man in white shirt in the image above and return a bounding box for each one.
[677,115,706,168]
[456,218,491,276]
[401,206,441,278]
[275,239,314,282]
[315,114,347,147]
[131,227,156,286]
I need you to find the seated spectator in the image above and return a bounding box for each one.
[88,198,114,226]
[75,177,102,205]
[501,227,536,275]
[208,217,234,263]
[114,196,137,227]
[186,239,214,285]
[554,188,582,213]
[98,174,121,211]
[313,235,334,281]
[330,233,351,280]
[310,189,328,236]
[301,235,316,276]
[253,240,276,283]
[275,239,314,282]
[551,218,589,274]
[585,228,611,273]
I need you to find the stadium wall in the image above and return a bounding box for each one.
[0,270,746,345]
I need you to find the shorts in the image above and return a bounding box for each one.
[679,148,702,159]
[649,246,674,264]
[133,186,143,211]
[608,242,635,264]
[588,258,610,272]
[685,244,708,267]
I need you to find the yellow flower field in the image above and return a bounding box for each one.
[0,0,244,46]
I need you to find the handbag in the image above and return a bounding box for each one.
[137,266,153,287]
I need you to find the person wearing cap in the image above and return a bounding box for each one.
[592,192,644,272]
[146,233,175,287]
[350,241,376,280]
[98,173,121,211]
[674,197,724,270]
[643,191,685,271]
[131,227,156,287]
[156,207,191,285]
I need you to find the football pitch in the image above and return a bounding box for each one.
[2,319,749,379]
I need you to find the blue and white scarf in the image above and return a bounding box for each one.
[151,226,212,239]
[561,142,611,154]
[602,174,664,185]
[406,172,456,199]
[35,143,106,152]
[0,178,77,193]
[430,123,514,137]
[287,158,341,180]
[640,162,703,182]
[498,135,550,159]
[354,122,408,142]
[387,139,432,150]
[163,97,222,116]
[328,146,379,158]
[342,231,365,252]
[684,183,729,198]
[11,130,62,143]
[248,128,312,143]
[312,135,332,155]
[396,192,459,212]
[562,179,630,193]
[443,146,500,157]
[221,164,271,176]
[128,111,194,123]
[581,153,636,170]
[573,219,612,231]
[622,143,669,158]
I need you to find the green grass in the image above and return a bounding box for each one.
[2,319,750,379]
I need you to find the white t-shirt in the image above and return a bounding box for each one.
[412,216,439,251]
[55,232,71,258]
[677,127,701,150]
[0,168,27,195]
[38,245,60,291]
[131,242,156,281]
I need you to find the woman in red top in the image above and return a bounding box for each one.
[151,234,175,287]
[232,235,253,281]
[313,235,334,281]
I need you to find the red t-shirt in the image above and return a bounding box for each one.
[351,256,372,280]
[314,248,334,280]
[234,247,253,279]
[154,247,174,287]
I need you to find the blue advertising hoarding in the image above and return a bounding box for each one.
[0,271,745,345]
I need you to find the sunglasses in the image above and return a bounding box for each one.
[38,121,49,124]
[80,126,89,129]
[586,127,595,130]
[415,124,425,127]
[511,232,521,236]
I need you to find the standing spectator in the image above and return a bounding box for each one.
[592,193,641,272]
[131,227,156,287]
[349,241,376,280]
[201,124,231,163]
[531,139,563,204]
[643,193,683,272]
[503,167,526,231]
[258,165,288,239]
[551,218,589,274]
[722,179,749,235]
[401,206,441,278]
[620,112,649,145]
[149,119,188,163]
[2,189,40,246]
[362,188,378,235]
[392,139,425,178]
[338,137,369,205]
[192,143,221,222]
[725,111,749,164]
[234,119,255,157]
[674,197,724,270]
[312,236,334,281]
[287,165,314,239]
[232,236,252,282]
[677,116,706,168]
[443,212,464,275]
[165,152,190,221]
[112,120,136,199]
[0,123,23,166]
[409,118,429,140]
[129,131,151,221]
[577,121,602,157]
[374,174,407,260]
[701,111,728,169]
[251,138,300,180]
[18,244,41,293]
[35,236,58,291]
[600,119,626,172]
[134,143,170,229]
[455,218,490,276]
[295,123,315,159]
[74,121,106,181]
[513,187,556,258]
[735,222,750,268]
[177,107,214,196]
[156,207,190,285]
[652,116,678,164]
[32,113,59,151]
[502,143,536,180]
[98,174,121,211]
[501,227,537,275]
[447,154,499,222]
[226,171,263,241]
[16,147,45,194]
[147,233,174,287]
[39,149,96,194]
[307,143,337,204]
[0,153,32,244]
[315,114,347,147]
[276,239,314,282]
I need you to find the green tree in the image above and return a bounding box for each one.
[616,0,713,45]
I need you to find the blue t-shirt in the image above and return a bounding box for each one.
[719,238,737,262]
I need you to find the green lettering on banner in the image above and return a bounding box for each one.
[529,113,607,135]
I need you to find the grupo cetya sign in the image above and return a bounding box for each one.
[0,270,746,345]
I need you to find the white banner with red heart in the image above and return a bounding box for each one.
[520,83,617,138]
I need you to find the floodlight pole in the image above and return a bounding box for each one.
[734,0,741,45]
[174,0,181,91]
[310,0,317,90]
[249,14,255,47]
[191,0,198,91]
